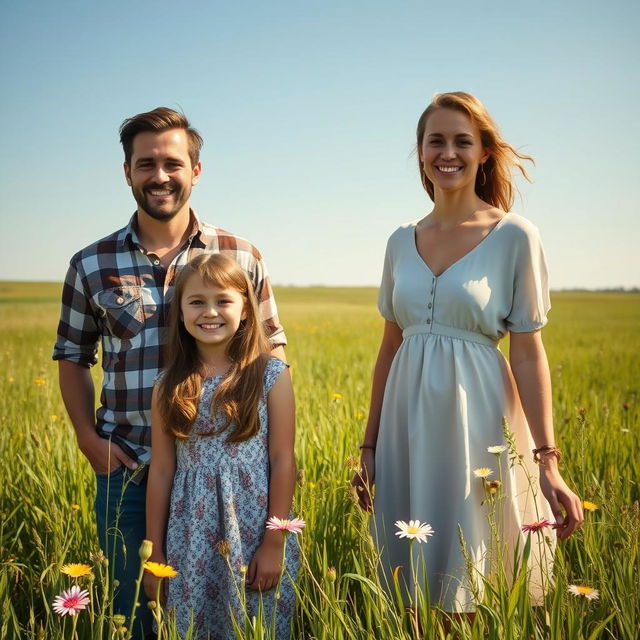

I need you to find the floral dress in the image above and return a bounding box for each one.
[165,357,299,640]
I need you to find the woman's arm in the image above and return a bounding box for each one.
[509,330,583,539]
[143,385,176,600]
[246,368,296,591]
[352,320,403,510]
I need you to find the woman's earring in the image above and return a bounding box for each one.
[479,163,487,187]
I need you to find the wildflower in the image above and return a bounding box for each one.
[138,539,153,562]
[61,563,92,578]
[394,520,434,544]
[355,412,365,420]
[52,586,90,616]
[326,567,337,581]
[216,540,230,557]
[582,501,598,512]
[7,377,14,383]
[620,428,630,433]
[522,519,553,533]
[473,467,493,479]
[332,393,342,401]
[487,445,508,455]
[34,378,46,386]
[70,504,81,511]
[568,584,599,600]
[143,562,178,578]
[266,516,306,534]
[485,480,502,495]
[51,415,59,422]
[346,455,360,472]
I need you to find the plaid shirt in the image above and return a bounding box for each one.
[53,211,285,473]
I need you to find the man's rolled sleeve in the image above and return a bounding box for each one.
[253,256,286,347]
[52,260,100,367]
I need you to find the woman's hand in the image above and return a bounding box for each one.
[246,535,284,591]
[539,464,584,539]
[351,448,375,511]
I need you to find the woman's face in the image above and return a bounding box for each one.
[419,108,488,196]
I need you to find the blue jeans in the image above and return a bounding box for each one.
[95,466,153,640]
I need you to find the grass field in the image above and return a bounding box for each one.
[1,282,639,639]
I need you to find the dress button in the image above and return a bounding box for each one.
[426,318,431,324]
[116,296,124,305]
[428,303,432,309]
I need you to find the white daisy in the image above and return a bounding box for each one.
[473,467,493,478]
[487,445,508,454]
[568,584,599,601]
[394,520,434,544]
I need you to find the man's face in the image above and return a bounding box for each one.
[124,129,201,221]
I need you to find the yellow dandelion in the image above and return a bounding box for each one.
[34,378,46,386]
[70,504,81,511]
[143,562,178,578]
[473,467,493,479]
[307,481,317,489]
[51,415,59,422]
[582,501,598,512]
[61,563,92,578]
[7,377,15,383]
[355,411,365,420]
[332,393,343,401]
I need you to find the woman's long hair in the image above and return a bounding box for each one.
[158,253,270,442]
[416,92,534,212]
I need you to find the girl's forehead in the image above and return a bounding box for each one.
[181,272,239,295]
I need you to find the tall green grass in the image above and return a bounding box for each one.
[1,284,638,638]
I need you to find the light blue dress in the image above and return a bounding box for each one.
[165,357,299,640]
[374,213,554,612]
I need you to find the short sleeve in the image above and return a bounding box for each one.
[377,237,396,322]
[264,357,289,395]
[506,226,551,332]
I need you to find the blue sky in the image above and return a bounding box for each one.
[1,0,638,288]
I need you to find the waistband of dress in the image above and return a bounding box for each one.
[402,322,498,348]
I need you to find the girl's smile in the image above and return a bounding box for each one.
[180,274,246,351]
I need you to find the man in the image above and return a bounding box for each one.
[53,108,285,639]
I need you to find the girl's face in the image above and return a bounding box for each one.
[180,273,246,352]
[419,108,489,196]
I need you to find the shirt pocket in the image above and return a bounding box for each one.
[98,287,144,339]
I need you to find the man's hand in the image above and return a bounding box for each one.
[78,431,138,474]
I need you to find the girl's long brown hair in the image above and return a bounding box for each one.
[158,253,270,442]
[416,92,534,212]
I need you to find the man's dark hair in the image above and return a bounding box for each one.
[119,107,203,167]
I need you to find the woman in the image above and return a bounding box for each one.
[352,92,583,612]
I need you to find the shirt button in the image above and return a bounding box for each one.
[428,303,432,309]
[116,296,124,305]
[426,318,431,324]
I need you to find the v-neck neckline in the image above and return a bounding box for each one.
[412,212,511,278]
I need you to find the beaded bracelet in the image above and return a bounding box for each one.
[532,445,562,465]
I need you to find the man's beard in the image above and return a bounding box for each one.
[132,182,190,221]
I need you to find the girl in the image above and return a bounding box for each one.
[352,92,583,612]
[145,253,299,640]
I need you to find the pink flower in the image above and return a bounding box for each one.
[52,585,90,616]
[266,516,306,534]
[521,518,554,533]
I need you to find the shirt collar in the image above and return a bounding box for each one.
[121,209,203,250]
